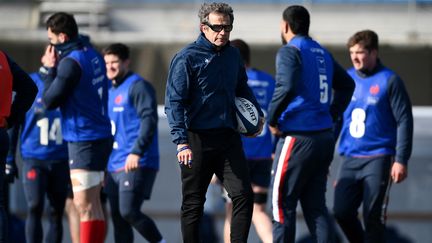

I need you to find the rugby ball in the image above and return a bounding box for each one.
[235,97,260,136]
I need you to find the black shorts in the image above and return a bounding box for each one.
[104,167,157,200]
[68,137,113,171]
[248,158,272,188]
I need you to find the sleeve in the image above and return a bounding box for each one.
[41,58,81,110]
[129,80,158,155]
[7,56,38,127]
[267,46,301,126]
[330,61,356,121]
[6,124,20,163]
[387,75,413,165]
[235,60,264,117]
[164,53,190,145]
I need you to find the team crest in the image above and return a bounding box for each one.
[115,94,123,104]
[369,84,380,95]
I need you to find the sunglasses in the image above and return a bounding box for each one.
[204,23,233,32]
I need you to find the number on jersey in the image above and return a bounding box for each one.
[349,108,366,138]
[36,117,63,145]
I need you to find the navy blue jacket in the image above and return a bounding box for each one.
[165,34,262,145]
[3,54,38,128]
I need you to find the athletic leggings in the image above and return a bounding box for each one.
[22,161,69,243]
[106,169,163,243]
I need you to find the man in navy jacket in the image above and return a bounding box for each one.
[165,2,263,243]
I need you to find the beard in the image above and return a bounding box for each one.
[281,33,287,45]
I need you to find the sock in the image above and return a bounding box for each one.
[80,220,106,243]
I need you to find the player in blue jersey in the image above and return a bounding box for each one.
[223,39,274,243]
[268,6,355,243]
[7,71,70,243]
[333,30,413,243]
[0,51,37,243]
[40,12,112,243]
[103,43,165,243]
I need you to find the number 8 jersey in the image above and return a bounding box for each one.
[338,67,397,157]
[19,73,68,161]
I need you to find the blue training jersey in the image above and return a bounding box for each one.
[338,67,397,157]
[61,48,111,142]
[241,68,275,160]
[277,36,335,132]
[20,73,68,161]
[108,73,159,172]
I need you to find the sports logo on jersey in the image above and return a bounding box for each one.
[91,57,102,74]
[369,84,380,95]
[316,56,326,74]
[115,95,123,104]
[113,95,124,112]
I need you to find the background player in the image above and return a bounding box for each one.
[103,43,165,243]
[223,39,274,243]
[7,70,69,243]
[40,12,112,243]
[0,50,37,243]
[333,29,413,243]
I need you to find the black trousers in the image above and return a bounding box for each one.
[180,129,253,243]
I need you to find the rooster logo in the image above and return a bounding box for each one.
[115,94,123,104]
[369,84,380,95]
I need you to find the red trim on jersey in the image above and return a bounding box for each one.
[277,137,296,224]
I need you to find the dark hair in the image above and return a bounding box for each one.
[230,39,250,65]
[347,30,379,52]
[198,2,234,24]
[102,43,130,61]
[46,12,78,39]
[282,5,310,36]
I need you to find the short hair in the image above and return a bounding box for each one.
[46,12,78,39]
[231,39,250,65]
[102,43,130,61]
[198,2,234,24]
[347,30,379,52]
[282,5,310,36]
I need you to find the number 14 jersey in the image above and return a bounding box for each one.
[19,73,68,161]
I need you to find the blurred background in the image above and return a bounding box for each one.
[1,0,431,242]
